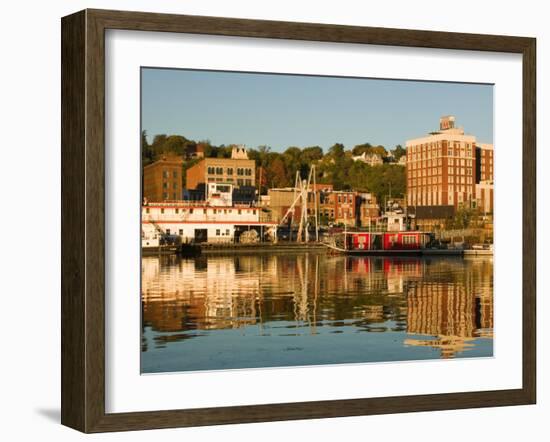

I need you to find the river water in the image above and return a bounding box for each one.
[141,252,493,373]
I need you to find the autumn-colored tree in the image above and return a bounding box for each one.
[266,157,288,188]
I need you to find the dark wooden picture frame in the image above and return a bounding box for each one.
[61,8,536,433]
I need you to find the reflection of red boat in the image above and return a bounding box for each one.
[325,231,432,255]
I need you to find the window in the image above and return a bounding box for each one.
[173,171,178,178]
[179,229,183,235]
[173,192,177,199]
[163,170,168,178]
[190,208,194,214]
[238,209,242,215]
[207,166,214,174]
[245,179,252,186]
[237,168,243,176]
[145,208,149,214]
[203,209,207,214]
[226,229,230,236]
[160,208,164,214]
[227,167,233,175]
[165,229,170,235]
[163,182,167,189]
[216,229,221,236]
[175,208,179,214]
[173,182,177,189]
[216,167,223,175]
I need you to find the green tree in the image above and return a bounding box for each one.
[352,143,372,156]
[391,144,406,161]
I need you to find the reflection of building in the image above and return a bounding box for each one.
[186,145,256,189]
[143,154,184,202]
[404,257,494,357]
[407,282,477,338]
[141,254,493,357]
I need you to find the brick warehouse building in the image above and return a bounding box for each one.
[475,143,494,214]
[186,145,256,190]
[143,154,184,202]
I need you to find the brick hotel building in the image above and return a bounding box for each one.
[406,116,477,209]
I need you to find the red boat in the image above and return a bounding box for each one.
[325,231,432,255]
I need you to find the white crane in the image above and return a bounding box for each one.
[279,166,319,243]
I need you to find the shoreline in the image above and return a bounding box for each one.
[143,242,493,257]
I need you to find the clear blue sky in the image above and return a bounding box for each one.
[141,68,493,152]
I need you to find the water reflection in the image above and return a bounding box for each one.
[141,253,493,372]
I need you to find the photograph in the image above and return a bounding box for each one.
[140,68,495,374]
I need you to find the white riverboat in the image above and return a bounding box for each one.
[142,183,278,248]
